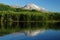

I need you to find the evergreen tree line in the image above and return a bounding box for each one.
[0,11,60,22]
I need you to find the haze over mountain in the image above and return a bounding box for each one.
[11,5,21,8]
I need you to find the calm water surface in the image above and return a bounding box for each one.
[0,30,60,40]
[0,22,60,40]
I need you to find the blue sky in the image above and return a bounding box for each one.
[0,0,60,12]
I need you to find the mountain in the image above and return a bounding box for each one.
[0,3,48,12]
[23,3,48,12]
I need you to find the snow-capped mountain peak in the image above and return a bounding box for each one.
[23,3,48,12]
[23,3,40,10]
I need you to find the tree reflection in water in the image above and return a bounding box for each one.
[0,22,60,36]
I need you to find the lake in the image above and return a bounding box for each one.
[0,22,60,40]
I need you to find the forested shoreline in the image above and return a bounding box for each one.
[0,11,60,22]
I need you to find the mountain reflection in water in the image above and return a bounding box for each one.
[0,30,60,40]
[0,22,60,40]
[20,30,44,36]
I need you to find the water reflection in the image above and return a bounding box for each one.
[24,30,44,36]
[0,22,60,36]
[0,30,60,40]
[0,22,60,40]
